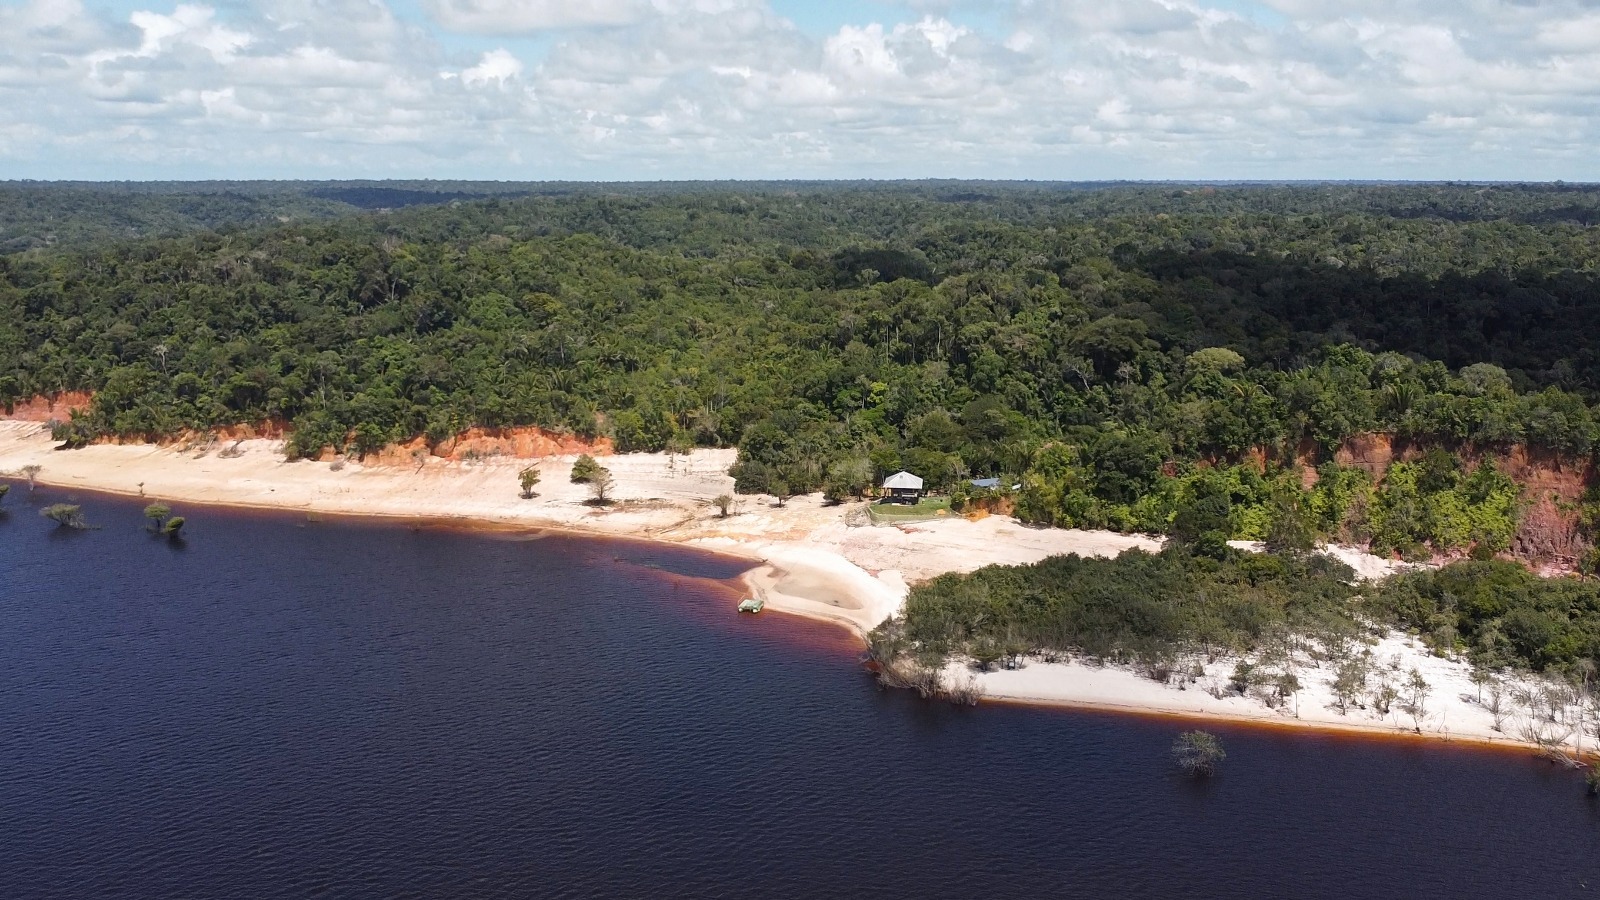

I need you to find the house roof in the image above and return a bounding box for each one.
[882,471,924,490]
[970,477,1001,489]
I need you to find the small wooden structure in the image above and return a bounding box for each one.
[882,471,925,503]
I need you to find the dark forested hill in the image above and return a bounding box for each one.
[0,180,556,252]
[6,181,1600,569]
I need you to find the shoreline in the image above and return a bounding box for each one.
[0,421,1570,760]
[984,694,1565,758]
[0,420,1159,641]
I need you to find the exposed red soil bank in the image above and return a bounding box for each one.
[1320,433,1594,570]
[4,391,93,422]
[361,426,614,467]
[0,398,611,468]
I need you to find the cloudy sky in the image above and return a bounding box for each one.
[2,0,1596,180]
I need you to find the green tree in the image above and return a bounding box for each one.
[570,454,602,483]
[1332,657,1368,714]
[1277,671,1303,717]
[823,455,874,504]
[519,466,541,499]
[1264,491,1316,555]
[1169,476,1233,559]
[1401,668,1431,732]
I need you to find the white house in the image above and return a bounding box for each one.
[882,471,925,503]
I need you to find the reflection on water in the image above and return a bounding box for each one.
[0,486,1596,899]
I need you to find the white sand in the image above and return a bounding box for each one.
[7,420,1567,753]
[1229,539,1414,581]
[960,633,1587,752]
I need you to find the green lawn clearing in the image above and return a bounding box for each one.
[867,497,952,524]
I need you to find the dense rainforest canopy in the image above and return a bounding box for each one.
[9,179,1600,676]
[7,182,1600,555]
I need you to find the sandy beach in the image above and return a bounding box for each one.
[954,633,1586,752]
[1,419,1579,756]
[0,420,1157,635]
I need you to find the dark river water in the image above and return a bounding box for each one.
[2,487,1598,899]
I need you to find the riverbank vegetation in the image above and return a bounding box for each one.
[873,543,1600,705]
[1373,561,1600,674]
[874,546,1363,671]
[7,182,1600,557]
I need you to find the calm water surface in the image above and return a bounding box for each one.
[2,487,1598,899]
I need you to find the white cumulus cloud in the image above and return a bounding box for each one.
[2,0,1600,178]
[426,0,654,33]
[126,4,252,60]
[460,48,524,86]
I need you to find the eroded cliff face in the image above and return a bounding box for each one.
[1495,446,1591,567]
[1310,433,1594,570]
[1331,433,1404,477]
[360,427,614,467]
[4,391,93,422]
[3,395,616,466]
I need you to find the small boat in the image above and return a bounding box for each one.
[738,597,764,613]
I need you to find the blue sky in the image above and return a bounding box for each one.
[4,0,1598,181]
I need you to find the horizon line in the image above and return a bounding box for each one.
[5,178,1599,188]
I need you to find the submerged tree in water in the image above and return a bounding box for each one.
[143,502,184,537]
[0,483,9,505]
[40,503,88,530]
[144,502,172,530]
[1172,730,1226,777]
